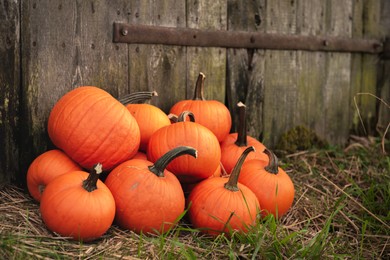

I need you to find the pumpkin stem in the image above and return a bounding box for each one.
[118,91,158,105]
[192,72,206,101]
[224,146,255,191]
[148,146,198,177]
[235,102,248,147]
[177,111,196,122]
[82,163,103,192]
[264,149,279,174]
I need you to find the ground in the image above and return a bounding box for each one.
[0,136,389,259]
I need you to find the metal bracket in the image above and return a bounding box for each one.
[113,22,383,54]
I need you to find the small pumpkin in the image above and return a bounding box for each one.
[105,146,197,234]
[40,163,115,241]
[48,86,140,170]
[120,91,171,152]
[170,72,232,142]
[220,102,268,174]
[147,111,221,183]
[239,149,295,218]
[188,146,259,237]
[27,149,81,202]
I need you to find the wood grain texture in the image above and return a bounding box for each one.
[128,0,186,113]
[321,0,352,145]
[295,0,327,137]
[377,0,390,138]
[186,0,227,103]
[0,0,20,184]
[226,0,266,141]
[262,0,297,146]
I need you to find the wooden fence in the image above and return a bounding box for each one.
[1,0,389,186]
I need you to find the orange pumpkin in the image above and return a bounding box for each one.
[105,146,197,234]
[47,86,140,170]
[188,146,259,237]
[27,149,81,202]
[170,72,232,142]
[147,111,221,183]
[239,149,295,218]
[220,102,268,174]
[40,164,115,241]
[121,91,171,152]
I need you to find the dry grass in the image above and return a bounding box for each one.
[1,137,389,259]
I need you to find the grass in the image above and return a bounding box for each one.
[0,136,389,259]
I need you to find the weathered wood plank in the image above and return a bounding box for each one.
[357,0,381,134]
[320,0,352,145]
[128,0,186,113]
[186,1,227,103]
[295,0,327,137]
[0,0,20,185]
[226,0,266,140]
[20,0,130,184]
[377,0,390,138]
[262,0,297,147]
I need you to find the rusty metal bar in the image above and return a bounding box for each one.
[113,23,383,54]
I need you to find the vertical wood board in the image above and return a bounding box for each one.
[0,0,20,184]
[226,0,266,141]
[128,0,186,112]
[186,0,227,103]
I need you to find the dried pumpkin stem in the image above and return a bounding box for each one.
[82,163,103,192]
[118,91,158,105]
[235,102,248,147]
[224,146,255,191]
[148,146,198,177]
[192,72,206,101]
[264,149,279,174]
[177,111,196,122]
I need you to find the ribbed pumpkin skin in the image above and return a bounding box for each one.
[40,171,115,241]
[147,122,221,183]
[48,86,140,170]
[220,133,268,174]
[239,160,295,218]
[188,177,259,236]
[170,100,231,142]
[126,103,171,152]
[105,159,185,234]
[27,149,81,202]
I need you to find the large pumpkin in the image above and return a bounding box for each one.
[169,72,232,142]
[239,149,295,218]
[27,149,81,202]
[48,86,140,170]
[147,111,221,183]
[220,102,268,174]
[105,146,197,234]
[40,164,115,241]
[188,146,259,237]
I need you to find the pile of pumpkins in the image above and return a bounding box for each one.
[26,72,295,241]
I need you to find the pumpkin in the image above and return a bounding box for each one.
[147,111,221,183]
[40,163,115,241]
[188,146,259,237]
[239,149,295,218]
[170,72,232,142]
[27,149,81,202]
[220,102,269,174]
[105,146,197,234]
[120,91,171,152]
[47,86,140,170]
[132,151,148,160]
